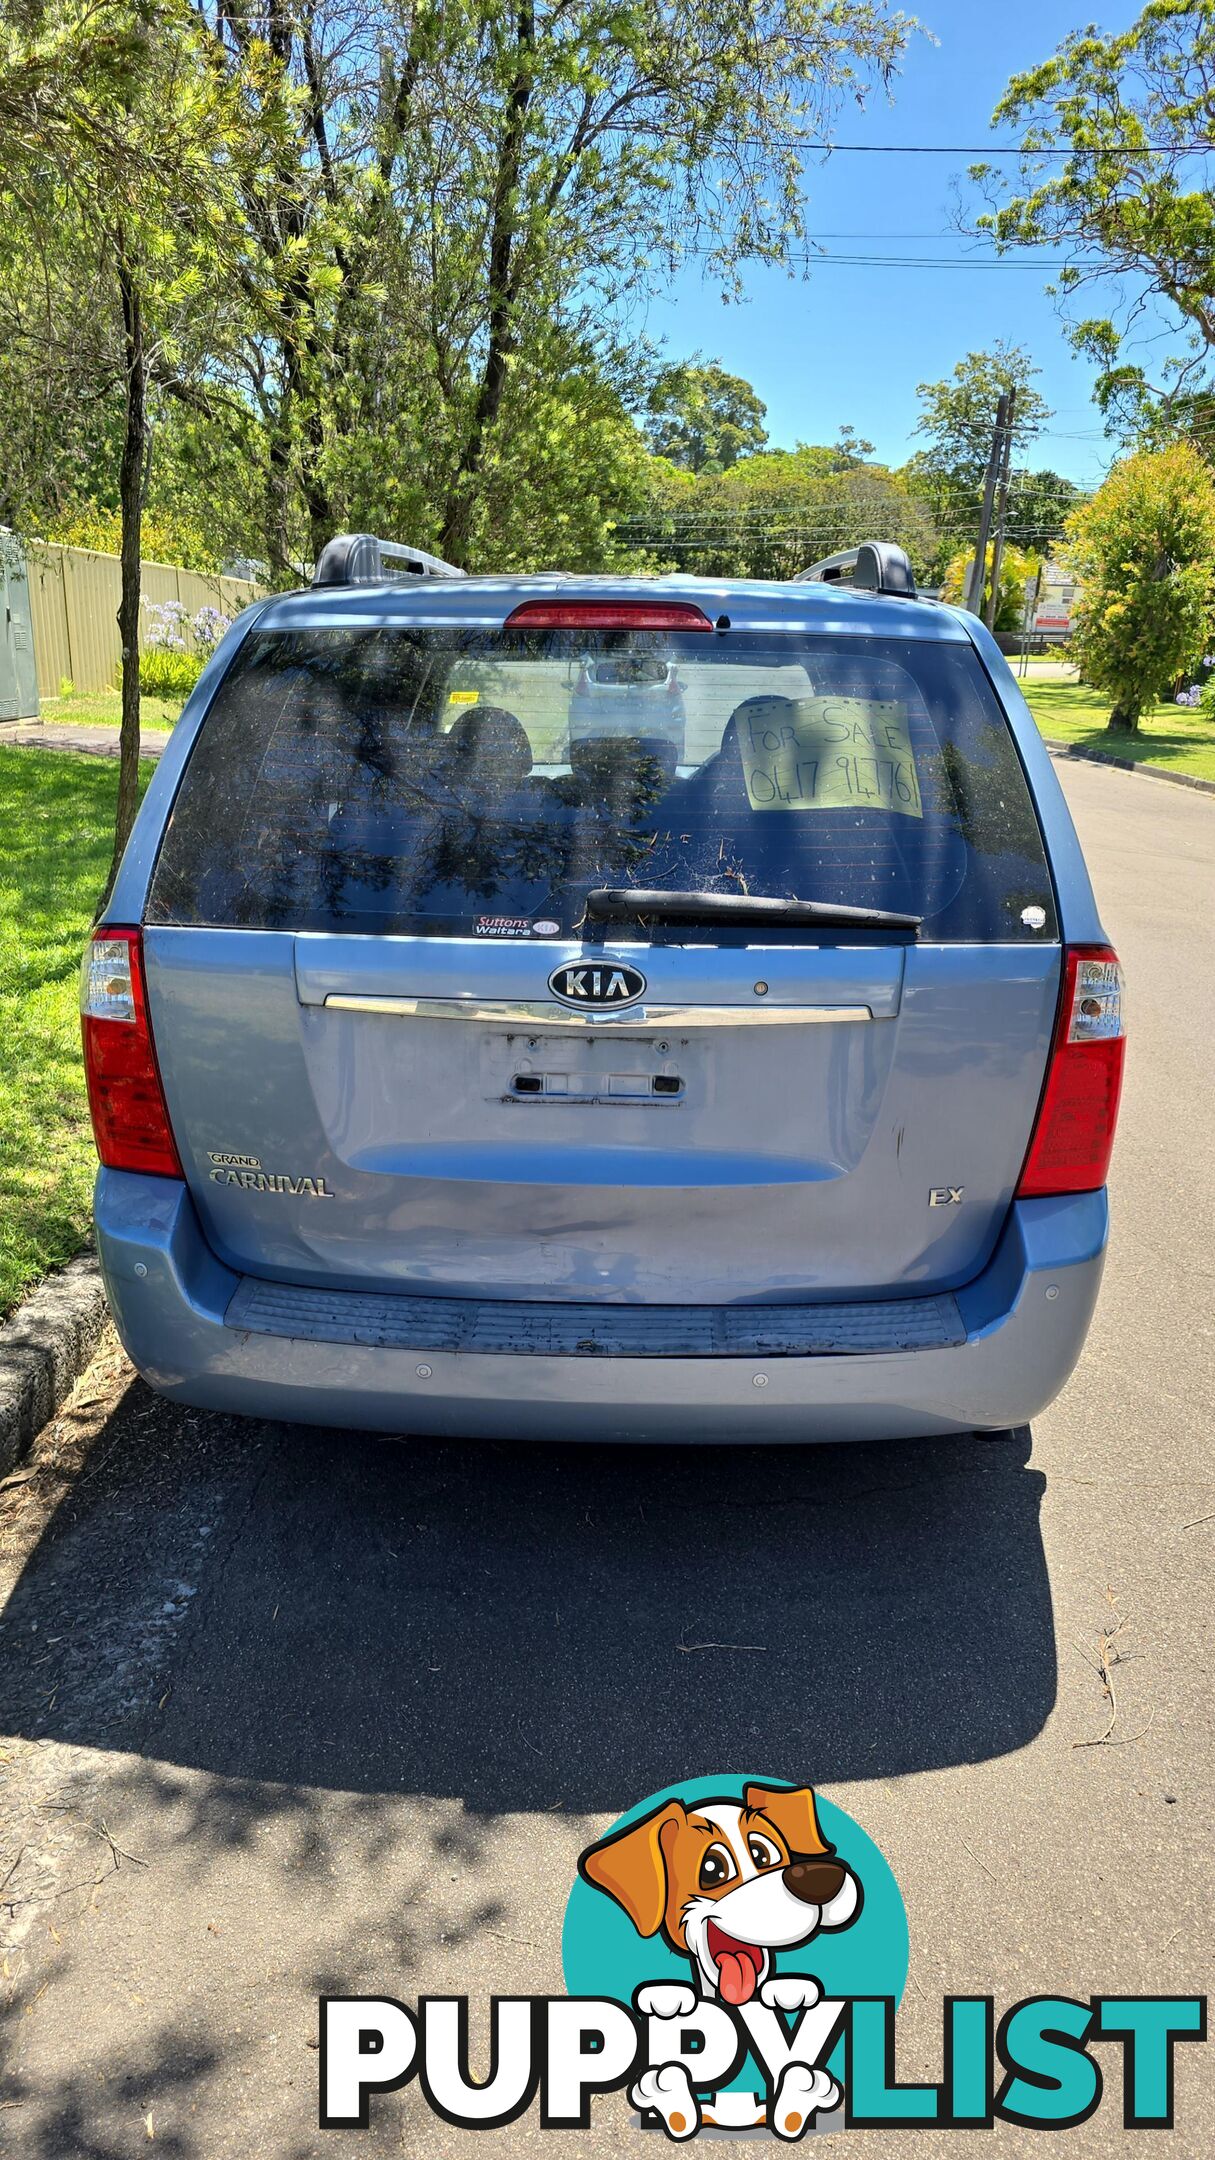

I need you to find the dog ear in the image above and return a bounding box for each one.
[579,1802,686,1937]
[743,1783,832,1859]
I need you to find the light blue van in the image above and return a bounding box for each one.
[81,537,1125,1441]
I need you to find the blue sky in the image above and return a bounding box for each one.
[639,0,1163,484]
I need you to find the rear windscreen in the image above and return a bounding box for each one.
[146,627,1058,943]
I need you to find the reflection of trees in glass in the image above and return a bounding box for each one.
[150,628,1058,942]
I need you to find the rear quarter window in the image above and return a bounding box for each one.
[146,625,1058,944]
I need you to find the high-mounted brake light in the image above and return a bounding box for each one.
[1017,944,1126,1198]
[80,928,183,1179]
[503,600,714,632]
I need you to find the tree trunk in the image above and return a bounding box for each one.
[100,244,148,914]
[264,414,295,586]
[1107,705,1139,732]
[262,285,334,583]
[440,0,535,565]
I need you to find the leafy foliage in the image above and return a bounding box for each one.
[1062,443,1215,728]
[138,646,203,696]
[628,446,939,581]
[136,600,231,689]
[0,0,925,883]
[0,0,156,185]
[1025,677,1215,778]
[320,326,656,574]
[184,0,915,573]
[901,342,1052,572]
[940,543,1042,631]
[998,468,1082,557]
[0,0,919,583]
[977,2,1215,431]
[47,505,224,572]
[645,360,768,473]
[0,1,278,896]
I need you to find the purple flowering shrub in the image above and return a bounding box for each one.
[138,601,235,699]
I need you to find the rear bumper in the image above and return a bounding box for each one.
[93,1171,1108,1442]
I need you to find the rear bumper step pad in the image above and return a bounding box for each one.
[225,1278,965,1359]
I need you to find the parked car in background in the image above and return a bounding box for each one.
[82,536,1124,1442]
[568,651,688,770]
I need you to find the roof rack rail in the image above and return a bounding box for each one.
[312,533,467,586]
[795,542,916,598]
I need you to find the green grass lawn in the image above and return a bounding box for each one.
[39,688,182,731]
[0,744,153,1317]
[1022,678,1215,782]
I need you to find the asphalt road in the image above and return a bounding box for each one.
[1,757,1212,2158]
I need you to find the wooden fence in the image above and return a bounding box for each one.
[26,541,264,698]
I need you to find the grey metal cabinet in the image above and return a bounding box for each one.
[0,542,40,719]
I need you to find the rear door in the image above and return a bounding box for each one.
[142,610,1060,1304]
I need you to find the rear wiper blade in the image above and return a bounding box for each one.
[584,888,922,933]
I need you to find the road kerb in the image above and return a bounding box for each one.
[0,1251,109,1477]
[1044,738,1215,796]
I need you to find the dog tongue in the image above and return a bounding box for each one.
[716,1950,759,2006]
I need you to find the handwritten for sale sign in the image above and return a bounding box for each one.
[738,696,923,818]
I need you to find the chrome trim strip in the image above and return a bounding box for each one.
[320,994,875,1027]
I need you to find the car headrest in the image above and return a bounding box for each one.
[444,705,533,793]
[725,695,800,754]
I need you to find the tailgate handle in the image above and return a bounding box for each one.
[320,994,876,1028]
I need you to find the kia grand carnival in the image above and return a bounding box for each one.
[82,536,1125,1442]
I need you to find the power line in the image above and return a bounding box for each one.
[784,233,1109,246]
[612,527,1074,545]
[686,241,1129,270]
[614,125,1213,157]
[772,139,1213,156]
[613,517,1077,533]
[779,231,1000,240]
[782,252,1092,268]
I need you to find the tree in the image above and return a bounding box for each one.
[330,325,655,574]
[627,445,939,582]
[3,0,918,590]
[1140,385,1215,457]
[903,343,1052,565]
[828,425,876,471]
[0,0,157,540]
[977,3,1215,430]
[410,0,912,565]
[645,361,768,473]
[0,1,264,899]
[0,0,150,162]
[47,504,226,573]
[940,542,1042,631]
[1002,468,1082,558]
[1061,443,1215,730]
[190,0,913,574]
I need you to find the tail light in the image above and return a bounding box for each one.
[1017,944,1126,1198]
[80,928,183,1178]
[503,600,714,632]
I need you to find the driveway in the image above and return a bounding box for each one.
[0,720,168,760]
[0,758,1211,2156]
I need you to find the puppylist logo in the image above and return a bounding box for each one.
[318,1776,1206,2140]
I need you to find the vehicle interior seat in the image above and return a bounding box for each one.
[558,735,679,815]
[442,705,534,801]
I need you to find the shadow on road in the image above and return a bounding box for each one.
[0,1380,1056,1809]
[0,1382,1060,2152]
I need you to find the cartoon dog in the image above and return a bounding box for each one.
[580,1783,860,2139]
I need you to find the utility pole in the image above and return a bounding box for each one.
[984,386,1017,631]
[964,391,1009,615]
[1018,561,1043,679]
